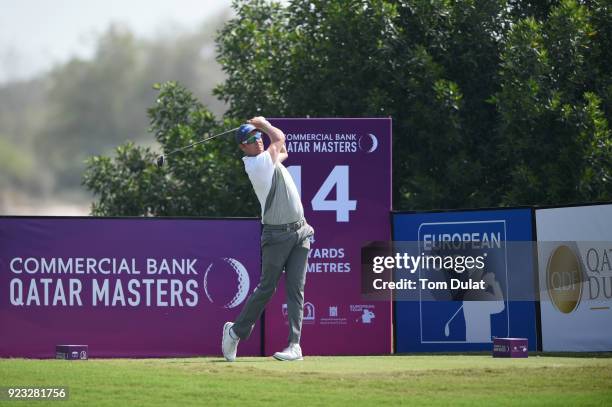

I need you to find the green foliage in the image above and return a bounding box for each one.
[215,0,515,209]
[495,0,611,205]
[212,0,611,210]
[84,0,611,215]
[82,82,258,217]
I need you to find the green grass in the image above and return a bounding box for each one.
[1,355,612,406]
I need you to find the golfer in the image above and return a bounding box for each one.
[222,116,314,362]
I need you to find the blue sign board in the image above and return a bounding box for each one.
[392,209,538,352]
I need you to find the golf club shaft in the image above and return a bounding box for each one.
[164,126,240,157]
[447,304,464,325]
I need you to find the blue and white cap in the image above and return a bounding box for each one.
[235,124,258,144]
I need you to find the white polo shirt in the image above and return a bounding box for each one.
[242,150,303,223]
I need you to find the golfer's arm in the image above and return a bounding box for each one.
[278,143,288,163]
[265,124,288,163]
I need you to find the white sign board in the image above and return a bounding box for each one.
[536,204,612,351]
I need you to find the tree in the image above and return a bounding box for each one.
[214,0,610,209]
[84,0,611,216]
[494,0,611,205]
[215,0,514,209]
[82,81,258,217]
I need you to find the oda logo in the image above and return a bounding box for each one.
[546,245,584,314]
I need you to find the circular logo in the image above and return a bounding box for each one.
[203,258,250,309]
[546,245,583,314]
[358,133,378,153]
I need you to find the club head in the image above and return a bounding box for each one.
[156,155,165,168]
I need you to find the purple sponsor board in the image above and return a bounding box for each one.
[0,217,261,358]
[264,118,392,355]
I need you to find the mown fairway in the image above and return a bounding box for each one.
[1,355,611,406]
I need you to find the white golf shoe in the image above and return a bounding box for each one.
[273,343,303,361]
[222,322,239,362]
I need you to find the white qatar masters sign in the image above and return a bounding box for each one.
[536,204,612,351]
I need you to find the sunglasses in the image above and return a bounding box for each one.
[241,131,262,144]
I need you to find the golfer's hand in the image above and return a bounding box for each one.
[249,116,286,163]
[247,116,271,130]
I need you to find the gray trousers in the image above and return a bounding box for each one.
[232,220,314,345]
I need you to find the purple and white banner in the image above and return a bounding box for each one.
[264,118,393,355]
[0,217,261,358]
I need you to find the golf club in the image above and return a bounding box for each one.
[443,304,464,337]
[156,126,241,168]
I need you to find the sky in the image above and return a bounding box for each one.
[0,0,232,84]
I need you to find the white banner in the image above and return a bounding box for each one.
[536,204,612,351]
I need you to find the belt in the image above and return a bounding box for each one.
[263,218,306,232]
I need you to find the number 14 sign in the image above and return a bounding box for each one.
[266,118,393,356]
[287,165,356,222]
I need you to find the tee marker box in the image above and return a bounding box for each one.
[492,338,528,358]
